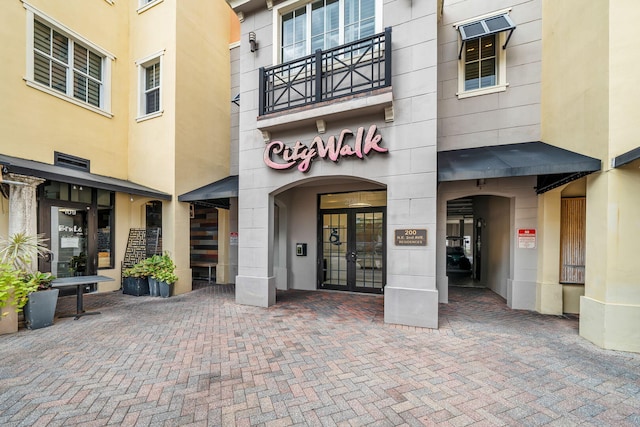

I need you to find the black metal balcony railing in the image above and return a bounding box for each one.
[259,27,392,116]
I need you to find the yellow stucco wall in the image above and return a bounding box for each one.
[175,0,231,194]
[1,1,233,295]
[0,0,130,178]
[542,0,640,352]
[230,8,241,44]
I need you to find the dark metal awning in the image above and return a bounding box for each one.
[612,146,640,168]
[178,175,238,209]
[437,142,601,194]
[0,153,171,200]
[457,13,516,59]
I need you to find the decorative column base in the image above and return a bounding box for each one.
[384,286,439,328]
[235,275,276,307]
[580,296,640,353]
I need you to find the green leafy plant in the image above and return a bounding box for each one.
[0,264,37,315]
[150,252,178,285]
[0,233,53,316]
[142,254,163,279]
[25,271,55,291]
[122,261,148,278]
[0,232,51,273]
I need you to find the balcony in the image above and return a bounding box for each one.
[257,28,393,133]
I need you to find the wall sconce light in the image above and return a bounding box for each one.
[249,31,258,52]
[476,178,486,188]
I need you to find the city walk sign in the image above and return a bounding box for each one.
[263,125,388,173]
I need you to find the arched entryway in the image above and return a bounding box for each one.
[270,176,387,295]
[438,177,538,310]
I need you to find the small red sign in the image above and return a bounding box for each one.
[518,229,536,236]
[517,229,536,248]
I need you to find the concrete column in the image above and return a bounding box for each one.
[6,173,44,237]
[580,170,640,353]
[5,174,45,273]
[535,188,563,315]
[235,193,276,307]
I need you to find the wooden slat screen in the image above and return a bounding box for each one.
[560,197,586,284]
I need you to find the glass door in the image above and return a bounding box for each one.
[319,208,385,293]
[48,206,89,278]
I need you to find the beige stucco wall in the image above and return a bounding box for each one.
[542,0,640,352]
[541,0,609,161]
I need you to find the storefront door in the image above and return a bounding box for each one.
[46,206,89,278]
[319,208,385,293]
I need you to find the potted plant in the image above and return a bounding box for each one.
[23,271,58,330]
[0,232,55,333]
[0,263,25,334]
[69,253,87,276]
[122,260,150,296]
[153,252,178,298]
[143,255,163,297]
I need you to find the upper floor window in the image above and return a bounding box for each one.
[24,3,113,115]
[455,11,515,99]
[136,51,164,121]
[464,35,496,91]
[144,62,160,114]
[278,0,381,63]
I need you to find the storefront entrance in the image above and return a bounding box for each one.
[49,206,88,278]
[318,191,386,294]
[38,182,116,286]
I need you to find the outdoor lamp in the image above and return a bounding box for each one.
[249,31,258,52]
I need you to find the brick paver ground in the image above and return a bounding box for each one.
[1,283,639,426]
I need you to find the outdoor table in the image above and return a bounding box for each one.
[52,275,114,320]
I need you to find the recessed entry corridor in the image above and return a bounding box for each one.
[446,195,512,300]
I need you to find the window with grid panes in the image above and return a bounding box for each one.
[280,0,378,63]
[33,20,104,108]
[144,62,160,114]
[464,34,496,91]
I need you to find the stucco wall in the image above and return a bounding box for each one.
[0,0,129,178]
[438,0,542,151]
[234,0,441,327]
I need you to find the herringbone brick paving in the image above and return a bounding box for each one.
[0,283,638,426]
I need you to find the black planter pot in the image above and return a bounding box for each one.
[24,288,59,330]
[122,277,149,296]
[158,281,174,298]
[149,278,160,297]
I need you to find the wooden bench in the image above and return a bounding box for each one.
[190,262,217,283]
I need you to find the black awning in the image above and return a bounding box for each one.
[437,142,601,194]
[178,175,238,208]
[612,146,640,168]
[457,13,516,59]
[0,153,171,200]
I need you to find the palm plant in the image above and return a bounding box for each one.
[0,232,51,273]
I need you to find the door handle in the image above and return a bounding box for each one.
[345,251,357,263]
[45,252,54,262]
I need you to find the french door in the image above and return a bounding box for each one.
[318,208,385,293]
